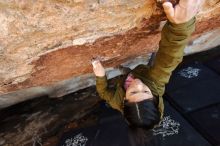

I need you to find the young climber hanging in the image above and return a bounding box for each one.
[92,0,203,145]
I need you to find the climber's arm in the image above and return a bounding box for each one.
[92,60,122,112]
[147,0,202,96]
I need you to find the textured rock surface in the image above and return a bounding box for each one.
[0,87,100,146]
[0,0,220,108]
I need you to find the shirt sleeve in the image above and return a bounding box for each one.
[147,17,196,97]
[96,76,123,112]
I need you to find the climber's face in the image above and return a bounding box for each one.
[125,79,153,102]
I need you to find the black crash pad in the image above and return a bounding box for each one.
[152,101,211,146]
[58,101,211,146]
[58,103,130,146]
[166,61,219,92]
[188,103,220,146]
[165,78,220,113]
[204,56,220,75]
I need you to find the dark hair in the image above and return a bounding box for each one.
[128,127,155,146]
[123,97,161,129]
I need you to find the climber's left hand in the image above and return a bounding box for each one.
[162,0,203,24]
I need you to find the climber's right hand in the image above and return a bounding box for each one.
[92,59,105,77]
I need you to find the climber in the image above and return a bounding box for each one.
[92,0,202,144]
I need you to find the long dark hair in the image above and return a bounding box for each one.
[123,96,160,145]
[128,127,155,146]
[123,97,160,128]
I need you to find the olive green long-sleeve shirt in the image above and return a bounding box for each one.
[96,18,196,117]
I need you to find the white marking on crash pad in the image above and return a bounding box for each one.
[63,133,88,146]
[178,67,201,79]
[153,116,180,137]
